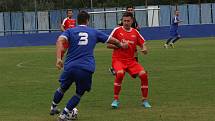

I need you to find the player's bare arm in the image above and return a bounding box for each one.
[56,37,68,70]
[176,20,183,23]
[136,25,140,30]
[107,43,120,49]
[60,25,65,32]
[107,37,128,49]
[140,44,148,55]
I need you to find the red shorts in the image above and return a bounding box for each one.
[112,58,144,77]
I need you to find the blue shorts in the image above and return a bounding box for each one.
[59,68,93,95]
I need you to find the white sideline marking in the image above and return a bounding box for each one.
[16,61,56,70]
[16,61,31,68]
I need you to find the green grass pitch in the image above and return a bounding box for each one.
[0,37,215,121]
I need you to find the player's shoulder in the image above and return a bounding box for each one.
[70,18,76,21]
[131,28,143,38]
[114,26,122,30]
[85,26,97,32]
[63,17,69,21]
[62,17,69,24]
[113,26,123,32]
[131,28,139,34]
[76,26,97,33]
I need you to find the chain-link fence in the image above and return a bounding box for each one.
[0,3,215,36]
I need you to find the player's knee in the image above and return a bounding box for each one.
[138,70,147,77]
[76,90,85,96]
[116,70,124,74]
[116,71,125,80]
[75,93,82,99]
[76,87,91,96]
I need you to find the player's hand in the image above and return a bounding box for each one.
[141,45,148,55]
[56,58,63,70]
[141,44,148,55]
[141,49,147,55]
[121,41,128,49]
[136,26,140,31]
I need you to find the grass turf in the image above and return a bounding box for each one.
[0,37,215,121]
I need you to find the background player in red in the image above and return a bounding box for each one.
[107,12,151,108]
[60,9,76,56]
[61,9,76,32]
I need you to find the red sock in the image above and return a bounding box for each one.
[114,72,124,100]
[139,72,149,99]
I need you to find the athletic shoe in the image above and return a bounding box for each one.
[109,67,116,75]
[50,107,60,115]
[68,110,78,120]
[69,113,78,120]
[164,44,168,48]
[170,43,174,48]
[58,114,69,121]
[142,100,152,108]
[111,100,119,109]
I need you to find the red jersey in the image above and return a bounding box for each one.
[62,17,76,30]
[110,26,145,60]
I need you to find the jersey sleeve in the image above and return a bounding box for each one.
[59,29,70,41]
[136,30,145,46]
[96,30,109,43]
[62,18,67,26]
[109,27,119,38]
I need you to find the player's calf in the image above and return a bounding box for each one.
[111,71,124,109]
[139,71,151,108]
[113,71,124,98]
[50,87,66,115]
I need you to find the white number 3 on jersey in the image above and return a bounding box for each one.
[78,32,88,45]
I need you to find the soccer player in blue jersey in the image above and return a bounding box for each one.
[164,10,183,48]
[49,11,128,121]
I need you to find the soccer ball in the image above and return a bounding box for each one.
[68,108,78,120]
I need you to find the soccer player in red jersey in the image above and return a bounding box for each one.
[60,9,76,56]
[109,5,139,75]
[107,12,151,108]
[61,9,76,32]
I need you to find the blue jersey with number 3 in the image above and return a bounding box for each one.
[60,25,109,72]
